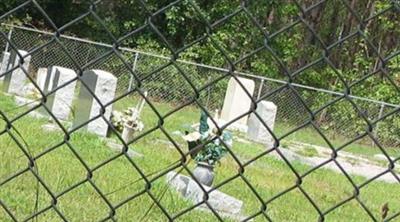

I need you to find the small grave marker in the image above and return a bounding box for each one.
[247,101,277,148]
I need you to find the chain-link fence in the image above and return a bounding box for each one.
[0,0,400,221]
[2,25,398,148]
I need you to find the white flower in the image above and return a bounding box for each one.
[111,109,145,132]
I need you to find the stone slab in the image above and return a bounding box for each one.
[374,154,394,161]
[166,171,244,220]
[0,51,10,81]
[40,66,77,120]
[72,69,117,137]
[247,101,277,148]
[220,77,255,125]
[14,95,39,109]
[36,67,48,92]
[2,50,31,96]
[273,142,400,184]
[14,96,45,119]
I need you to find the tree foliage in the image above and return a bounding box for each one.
[1,0,399,145]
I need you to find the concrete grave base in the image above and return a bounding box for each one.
[12,96,49,119]
[21,83,39,97]
[14,95,39,108]
[374,154,394,161]
[274,141,400,184]
[12,96,73,125]
[166,171,246,221]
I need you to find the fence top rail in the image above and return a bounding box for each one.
[2,23,399,109]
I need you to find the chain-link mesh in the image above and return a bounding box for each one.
[5,25,399,149]
[0,0,399,221]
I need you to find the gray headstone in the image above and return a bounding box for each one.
[247,101,277,148]
[0,51,10,81]
[2,50,31,96]
[72,70,117,137]
[40,66,77,120]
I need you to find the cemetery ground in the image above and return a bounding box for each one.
[1,92,400,222]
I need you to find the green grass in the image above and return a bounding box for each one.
[295,146,319,158]
[1,93,400,221]
[274,122,400,160]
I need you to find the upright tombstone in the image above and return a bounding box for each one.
[2,50,31,96]
[0,51,11,81]
[72,70,117,137]
[247,101,277,148]
[220,77,255,126]
[36,67,48,91]
[40,66,77,120]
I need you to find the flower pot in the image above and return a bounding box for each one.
[193,162,214,186]
[122,123,135,143]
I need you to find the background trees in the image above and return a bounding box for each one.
[0,0,399,102]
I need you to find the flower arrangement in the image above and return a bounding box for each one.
[111,107,144,132]
[183,111,232,166]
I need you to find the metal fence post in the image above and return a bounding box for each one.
[128,52,139,92]
[256,79,264,100]
[4,28,13,52]
[206,75,212,108]
[0,28,13,81]
[373,103,385,146]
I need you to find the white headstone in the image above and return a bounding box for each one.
[221,77,255,126]
[2,50,31,96]
[247,101,277,148]
[36,67,48,91]
[40,66,77,120]
[0,51,10,81]
[72,70,117,137]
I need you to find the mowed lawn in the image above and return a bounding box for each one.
[1,92,400,222]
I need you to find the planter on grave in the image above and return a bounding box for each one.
[122,123,135,143]
[193,162,215,186]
